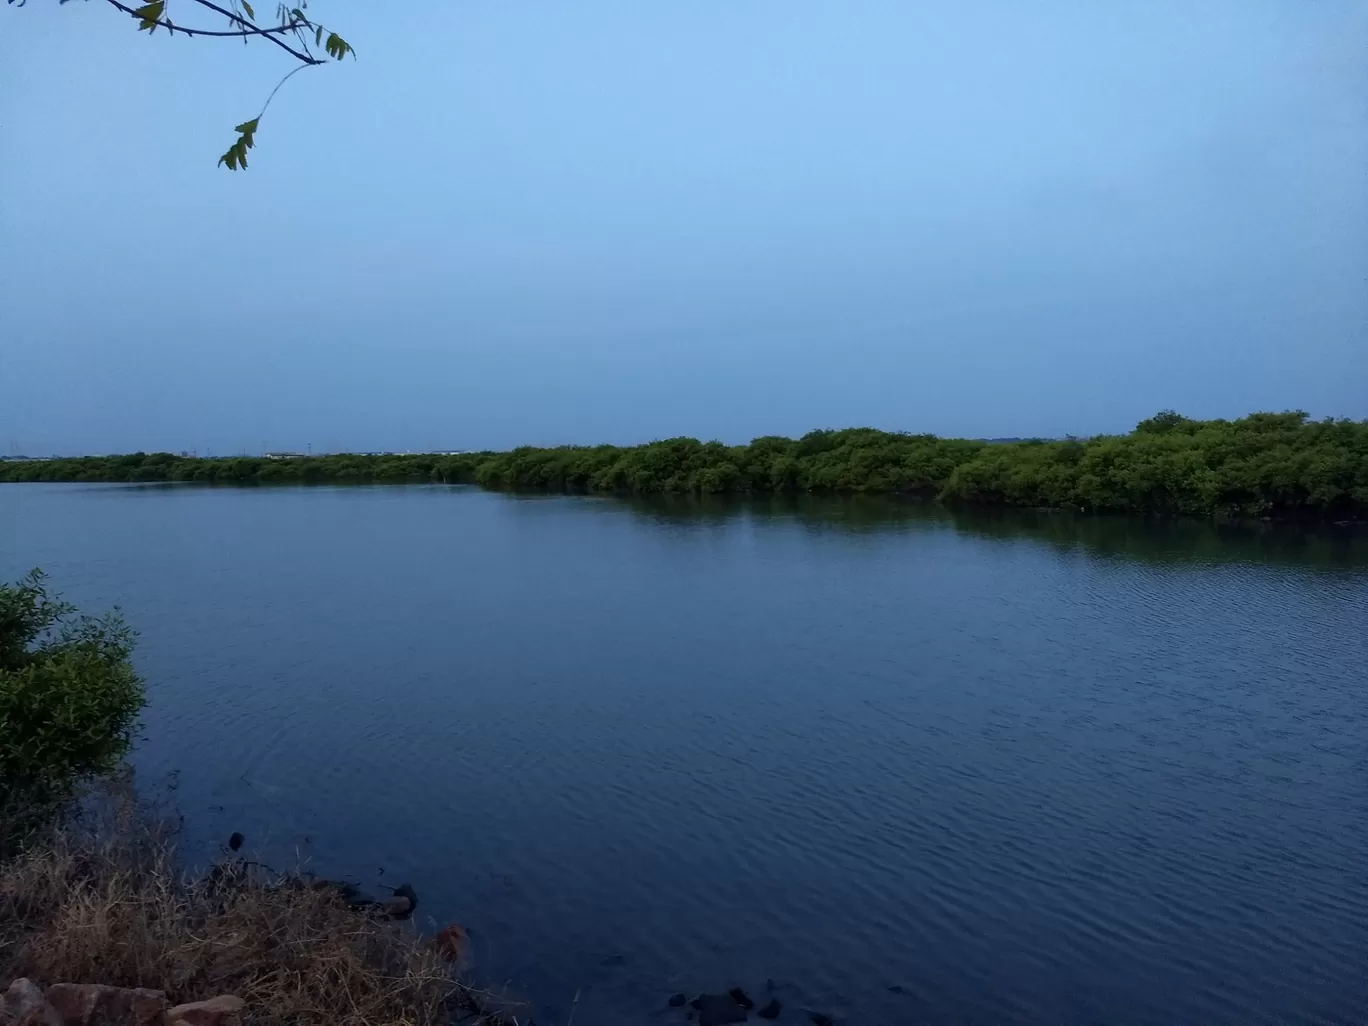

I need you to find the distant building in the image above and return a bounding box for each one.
[305,450,469,457]
[263,452,308,460]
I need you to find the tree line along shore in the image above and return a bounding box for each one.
[3,411,1366,519]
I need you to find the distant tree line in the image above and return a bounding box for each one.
[3,412,1365,518]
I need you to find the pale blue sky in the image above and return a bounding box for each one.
[2,0,1365,454]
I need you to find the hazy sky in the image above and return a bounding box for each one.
[2,0,1365,454]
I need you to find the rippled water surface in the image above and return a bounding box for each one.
[4,484,1367,1025]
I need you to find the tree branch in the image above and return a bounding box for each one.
[102,0,323,64]
[186,0,321,61]
[256,61,309,119]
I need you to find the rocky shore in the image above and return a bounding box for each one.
[1,980,243,1026]
[0,810,505,1026]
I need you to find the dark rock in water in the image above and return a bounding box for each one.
[887,985,906,994]
[227,831,244,852]
[385,883,418,920]
[313,879,372,905]
[727,988,754,1010]
[695,994,747,1026]
[599,953,627,967]
[310,878,417,919]
[668,993,687,1008]
[757,998,782,1019]
[808,1013,834,1026]
[690,997,704,1010]
[765,978,777,994]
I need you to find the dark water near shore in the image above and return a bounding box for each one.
[4,483,1367,1025]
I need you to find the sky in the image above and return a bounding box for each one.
[1,0,1365,454]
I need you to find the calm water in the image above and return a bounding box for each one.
[3,484,1367,1025]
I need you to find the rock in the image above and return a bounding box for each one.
[312,878,417,919]
[667,994,687,1008]
[45,984,115,1025]
[726,988,753,1010]
[46,983,165,1026]
[757,998,782,1019]
[887,985,905,995]
[125,990,166,1026]
[694,994,747,1026]
[385,884,418,920]
[807,1013,834,1026]
[1,980,64,1026]
[227,832,244,852]
[312,879,372,905]
[433,923,468,964]
[165,995,243,1026]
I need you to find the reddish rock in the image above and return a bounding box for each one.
[45,984,115,1025]
[165,996,243,1026]
[2,980,64,1026]
[433,923,468,964]
[125,990,167,1026]
[41,984,165,1026]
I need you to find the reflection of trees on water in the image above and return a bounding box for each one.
[618,495,1368,571]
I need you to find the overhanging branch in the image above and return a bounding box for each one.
[102,0,323,64]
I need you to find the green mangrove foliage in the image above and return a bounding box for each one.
[0,571,145,814]
[2,412,1365,518]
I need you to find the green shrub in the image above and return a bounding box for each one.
[0,571,144,814]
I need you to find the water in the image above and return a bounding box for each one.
[3,483,1366,1025]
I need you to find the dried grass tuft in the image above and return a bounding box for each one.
[0,789,515,1026]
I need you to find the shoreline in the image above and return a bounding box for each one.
[4,478,1365,529]
[2,411,1366,521]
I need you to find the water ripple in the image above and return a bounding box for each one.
[4,485,1367,1025]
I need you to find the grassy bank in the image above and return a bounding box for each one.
[0,787,509,1026]
[0,573,511,1026]
[3,411,1366,518]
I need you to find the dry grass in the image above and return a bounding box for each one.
[0,789,515,1026]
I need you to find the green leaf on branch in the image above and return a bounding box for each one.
[217,118,259,171]
[131,1,164,32]
[241,0,255,19]
[324,31,352,59]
